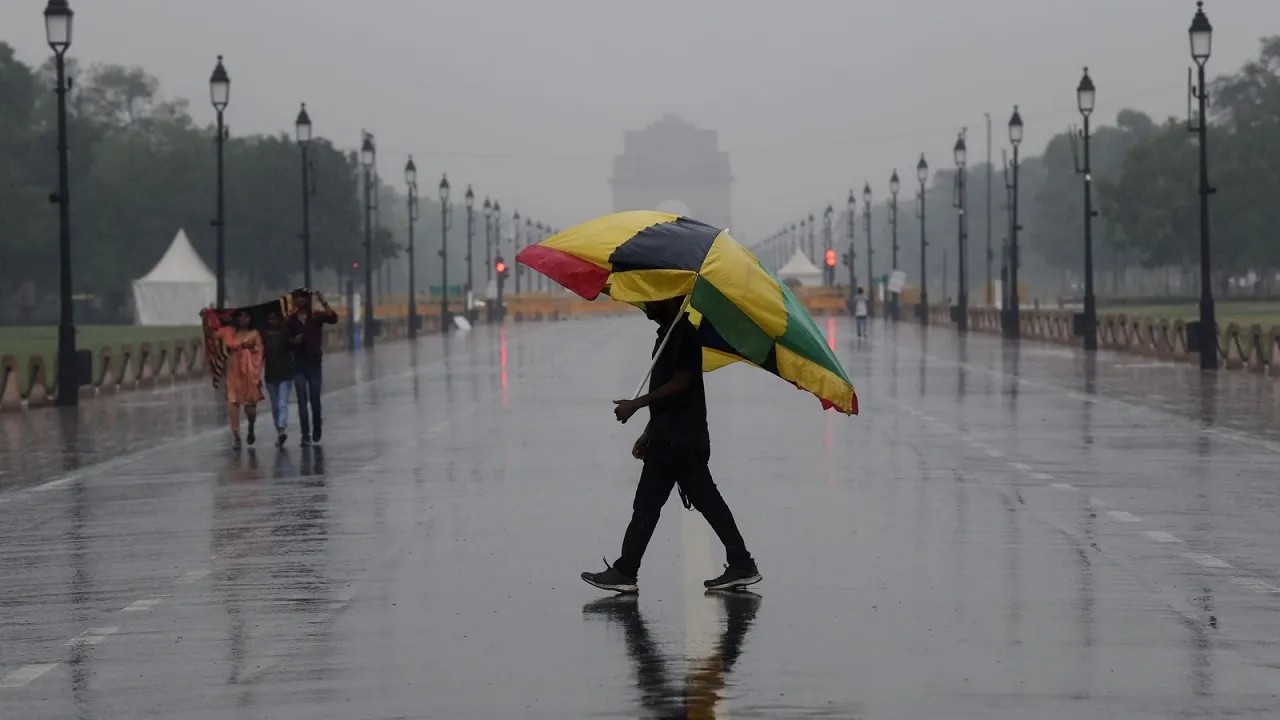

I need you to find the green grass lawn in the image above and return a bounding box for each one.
[0,325,204,394]
[1100,302,1280,329]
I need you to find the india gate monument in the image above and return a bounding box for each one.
[610,114,733,230]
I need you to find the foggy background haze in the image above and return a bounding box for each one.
[4,0,1278,240]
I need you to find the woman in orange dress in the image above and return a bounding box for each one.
[218,310,265,449]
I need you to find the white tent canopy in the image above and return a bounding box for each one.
[777,249,824,286]
[132,229,216,326]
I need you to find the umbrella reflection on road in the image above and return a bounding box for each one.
[582,590,760,718]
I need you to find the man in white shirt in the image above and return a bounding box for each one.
[853,287,869,338]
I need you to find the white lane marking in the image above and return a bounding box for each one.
[177,569,209,584]
[1143,531,1182,543]
[985,448,1005,458]
[1009,462,1033,471]
[29,477,74,493]
[66,626,119,647]
[1031,472,1055,481]
[122,597,166,612]
[1091,497,1112,508]
[1184,553,1232,569]
[1105,510,1142,522]
[0,663,59,688]
[1229,577,1280,593]
[1050,483,1076,491]
[921,415,936,422]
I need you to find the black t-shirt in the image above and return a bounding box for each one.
[261,328,294,383]
[647,314,709,450]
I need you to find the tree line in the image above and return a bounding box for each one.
[0,43,503,325]
[829,36,1280,302]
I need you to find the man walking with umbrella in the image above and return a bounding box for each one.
[581,296,761,594]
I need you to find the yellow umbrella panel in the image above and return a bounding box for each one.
[517,211,858,414]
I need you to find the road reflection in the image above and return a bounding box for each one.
[583,590,760,718]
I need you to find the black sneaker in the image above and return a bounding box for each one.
[312,425,322,444]
[300,434,311,447]
[703,563,761,591]
[232,434,242,450]
[276,432,287,448]
[246,424,256,447]
[581,559,638,594]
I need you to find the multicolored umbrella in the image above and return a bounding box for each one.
[516,211,858,414]
[199,289,305,389]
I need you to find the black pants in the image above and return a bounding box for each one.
[614,444,752,577]
[292,359,323,439]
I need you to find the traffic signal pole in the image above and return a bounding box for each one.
[494,256,508,322]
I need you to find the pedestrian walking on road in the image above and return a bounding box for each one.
[218,310,264,449]
[288,292,338,446]
[854,287,869,338]
[581,296,761,594]
[261,311,295,447]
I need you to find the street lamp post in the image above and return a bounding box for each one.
[917,154,929,326]
[863,183,873,318]
[889,170,900,322]
[360,133,376,348]
[483,198,492,284]
[209,55,230,308]
[513,211,522,294]
[524,218,533,290]
[465,185,475,322]
[807,214,815,262]
[438,174,452,333]
[491,201,501,284]
[1008,106,1024,339]
[1075,72,1097,351]
[1001,149,1014,327]
[846,191,857,293]
[537,223,549,293]
[1188,1,1217,369]
[295,104,313,290]
[45,0,78,406]
[953,131,969,333]
[405,157,419,338]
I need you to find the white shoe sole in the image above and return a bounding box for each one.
[705,572,762,591]
[581,575,638,594]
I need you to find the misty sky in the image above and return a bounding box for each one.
[3,0,1278,241]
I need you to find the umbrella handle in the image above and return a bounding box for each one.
[630,295,693,400]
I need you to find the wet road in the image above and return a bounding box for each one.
[3,317,1280,718]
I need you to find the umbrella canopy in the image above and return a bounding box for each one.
[517,211,858,414]
[199,289,307,389]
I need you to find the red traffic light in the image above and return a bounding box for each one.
[495,261,507,274]
[352,261,359,269]
[824,249,837,267]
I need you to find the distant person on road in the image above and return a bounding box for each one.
[288,292,338,446]
[261,310,295,447]
[218,310,264,449]
[854,287,869,338]
[581,296,760,594]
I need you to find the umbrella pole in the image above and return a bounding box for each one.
[630,295,693,400]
